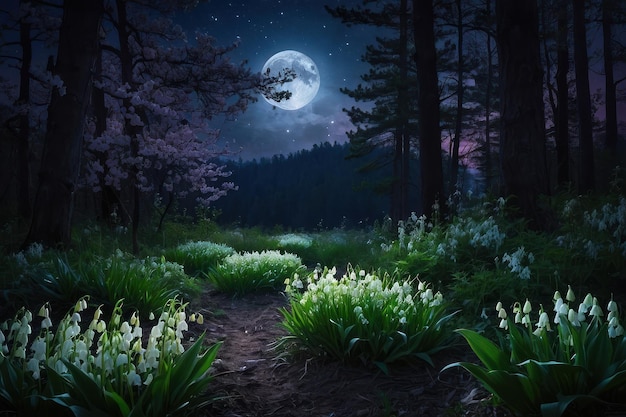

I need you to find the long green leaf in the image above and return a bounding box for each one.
[451,362,539,415]
[455,329,513,371]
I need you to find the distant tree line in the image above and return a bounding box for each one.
[212,142,423,230]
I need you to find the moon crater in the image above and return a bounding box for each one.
[262,50,320,110]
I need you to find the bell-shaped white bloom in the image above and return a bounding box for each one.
[27,358,41,379]
[537,311,550,330]
[589,298,603,317]
[567,308,580,326]
[566,285,576,302]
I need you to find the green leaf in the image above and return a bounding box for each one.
[455,329,513,371]
[449,362,538,416]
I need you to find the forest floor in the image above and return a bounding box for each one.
[188,289,513,417]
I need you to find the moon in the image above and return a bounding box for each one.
[262,50,320,110]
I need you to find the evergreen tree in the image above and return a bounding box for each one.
[327,0,416,223]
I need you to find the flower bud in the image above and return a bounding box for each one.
[553,290,562,301]
[523,299,532,314]
[566,285,575,302]
[496,301,503,312]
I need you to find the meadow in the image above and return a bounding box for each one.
[0,190,625,416]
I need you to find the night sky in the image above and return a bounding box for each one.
[176,0,377,160]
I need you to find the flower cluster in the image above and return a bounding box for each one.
[558,197,626,259]
[281,266,453,366]
[435,216,506,262]
[494,286,623,338]
[210,250,303,294]
[397,212,430,251]
[285,267,443,318]
[175,241,235,260]
[0,298,202,390]
[500,246,535,280]
[275,233,313,250]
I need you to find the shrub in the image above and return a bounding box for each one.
[165,240,235,276]
[279,266,456,372]
[208,250,303,295]
[0,298,219,416]
[444,287,626,417]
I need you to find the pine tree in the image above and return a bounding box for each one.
[327,0,416,223]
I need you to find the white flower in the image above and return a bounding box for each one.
[127,369,142,386]
[589,298,603,317]
[116,353,128,367]
[537,311,550,331]
[523,299,532,314]
[27,358,41,379]
[567,309,580,326]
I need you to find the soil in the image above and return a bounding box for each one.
[187,289,513,417]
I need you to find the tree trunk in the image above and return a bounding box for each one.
[572,0,595,192]
[116,0,142,254]
[556,0,571,186]
[450,0,464,195]
[496,0,550,229]
[17,1,32,220]
[396,0,410,222]
[484,0,494,193]
[602,0,617,155]
[24,0,103,248]
[413,0,446,220]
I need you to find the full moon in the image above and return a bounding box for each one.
[261,50,320,110]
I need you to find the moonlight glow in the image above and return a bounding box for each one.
[262,50,320,110]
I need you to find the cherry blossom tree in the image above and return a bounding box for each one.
[14,0,290,251]
[82,0,284,252]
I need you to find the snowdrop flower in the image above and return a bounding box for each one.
[523,299,532,314]
[27,358,41,379]
[536,310,550,331]
[116,353,129,367]
[566,286,576,302]
[127,369,142,386]
[589,298,603,318]
[607,298,618,314]
[568,309,581,327]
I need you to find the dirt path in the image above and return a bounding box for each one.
[189,290,509,417]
